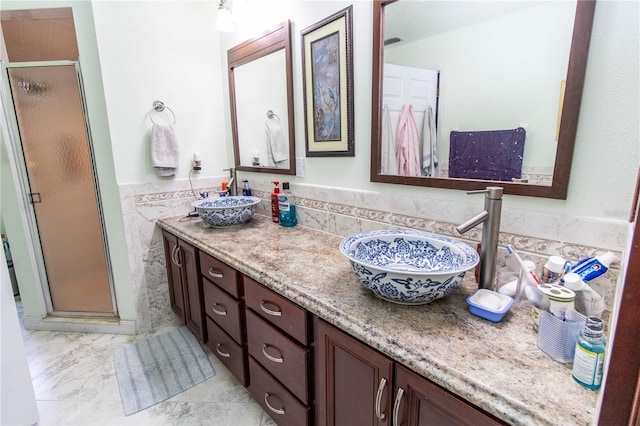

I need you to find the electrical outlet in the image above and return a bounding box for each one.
[296,157,305,177]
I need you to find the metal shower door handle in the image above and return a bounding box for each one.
[29,192,42,203]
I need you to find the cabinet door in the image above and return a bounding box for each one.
[162,231,185,322]
[178,238,205,342]
[316,319,393,426]
[394,364,505,426]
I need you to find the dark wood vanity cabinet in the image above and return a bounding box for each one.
[244,276,312,425]
[316,319,505,426]
[160,230,507,426]
[161,230,205,341]
[199,251,248,386]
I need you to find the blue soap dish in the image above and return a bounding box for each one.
[467,289,514,322]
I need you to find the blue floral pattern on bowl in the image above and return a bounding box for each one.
[192,196,261,227]
[340,230,479,305]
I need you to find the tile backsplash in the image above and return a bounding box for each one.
[121,177,626,333]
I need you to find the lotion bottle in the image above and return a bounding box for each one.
[271,181,280,223]
[242,179,252,196]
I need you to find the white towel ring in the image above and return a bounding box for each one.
[266,110,280,124]
[149,100,176,125]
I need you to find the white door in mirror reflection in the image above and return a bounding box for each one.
[382,63,438,177]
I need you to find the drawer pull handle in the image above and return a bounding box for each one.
[375,377,387,421]
[171,246,182,267]
[215,343,231,358]
[392,387,405,426]
[211,303,227,316]
[208,268,224,278]
[261,344,284,363]
[264,393,285,415]
[260,301,282,317]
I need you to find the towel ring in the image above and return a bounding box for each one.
[149,100,176,125]
[266,110,280,124]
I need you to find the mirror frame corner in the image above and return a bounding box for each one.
[228,20,296,176]
[370,0,596,199]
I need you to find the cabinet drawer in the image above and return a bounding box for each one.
[203,278,244,344]
[244,276,309,345]
[199,252,241,298]
[246,310,309,404]
[248,356,309,426]
[206,317,248,386]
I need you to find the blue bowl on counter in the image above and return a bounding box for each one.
[467,289,514,322]
[339,229,479,305]
[192,196,261,227]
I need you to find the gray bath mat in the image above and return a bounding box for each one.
[113,326,215,415]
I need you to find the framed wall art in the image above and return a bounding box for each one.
[301,6,354,157]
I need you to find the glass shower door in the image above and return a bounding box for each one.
[7,64,114,314]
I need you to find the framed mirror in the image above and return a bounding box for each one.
[370,0,595,199]
[228,20,296,175]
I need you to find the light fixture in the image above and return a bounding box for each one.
[216,0,234,32]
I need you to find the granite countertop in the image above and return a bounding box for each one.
[157,214,598,426]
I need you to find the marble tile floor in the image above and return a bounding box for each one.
[15,299,277,426]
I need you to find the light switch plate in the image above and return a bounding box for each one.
[296,158,305,177]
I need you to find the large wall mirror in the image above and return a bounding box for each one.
[371,0,595,199]
[228,21,296,175]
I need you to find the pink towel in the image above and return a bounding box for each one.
[396,105,421,176]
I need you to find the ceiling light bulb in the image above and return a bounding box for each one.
[216,2,234,32]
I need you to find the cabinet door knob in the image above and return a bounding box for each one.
[208,268,223,278]
[211,303,227,316]
[215,343,231,358]
[264,393,285,415]
[393,387,405,426]
[375,377,387,421]
[261,344,284,363]
[260,301,282,317]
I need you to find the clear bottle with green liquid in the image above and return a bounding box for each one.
[572,317,606,390]
[278,182,297,227]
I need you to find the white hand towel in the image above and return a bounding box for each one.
[151,123,179,176]
[381,105,397,175]
[421,106,438,176]
[267,125,288,163]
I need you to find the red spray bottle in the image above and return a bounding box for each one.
[271,181,280,223]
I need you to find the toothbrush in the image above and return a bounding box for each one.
[505,244,540,286]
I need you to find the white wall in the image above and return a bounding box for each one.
[0,246,38,425]
[91,0,229,184]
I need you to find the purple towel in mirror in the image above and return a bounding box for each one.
[448,127,526,181]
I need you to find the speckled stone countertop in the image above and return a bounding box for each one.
[157,214,598,426]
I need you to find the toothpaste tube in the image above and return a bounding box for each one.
[569,252,618,282]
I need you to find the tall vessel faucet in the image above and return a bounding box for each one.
[456,186,504,290]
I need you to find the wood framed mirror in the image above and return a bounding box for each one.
[370,0,596,199]
[228,20,296,175]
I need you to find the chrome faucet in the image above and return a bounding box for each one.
[223,167,237,196]
[456,186,503,290]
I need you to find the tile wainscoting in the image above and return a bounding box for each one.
[120,178,627,333]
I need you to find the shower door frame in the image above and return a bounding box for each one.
[1,60,118,317]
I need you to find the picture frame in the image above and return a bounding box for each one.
[301,6,354,157]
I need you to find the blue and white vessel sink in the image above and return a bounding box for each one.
[192,196,261,227]
[340,229,479,305]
